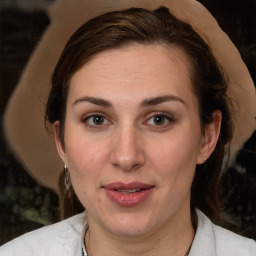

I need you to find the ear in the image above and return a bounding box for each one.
[53,121,66,162]
[196,110,222,164]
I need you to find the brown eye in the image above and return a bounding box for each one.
[153,115,166,125]
[84,114,110,127]
[146,114,174,127]
[93,115,104,125]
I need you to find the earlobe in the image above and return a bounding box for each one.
[53,121,66,162]
[197,110,222,164]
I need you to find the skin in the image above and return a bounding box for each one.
[54,44,221,256]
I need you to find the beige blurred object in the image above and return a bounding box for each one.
[3,0,256,190]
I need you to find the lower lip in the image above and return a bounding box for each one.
[104,188,154,207]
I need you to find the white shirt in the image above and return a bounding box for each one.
[0,210,255,256]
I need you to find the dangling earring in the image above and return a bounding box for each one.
[64,165,71,190]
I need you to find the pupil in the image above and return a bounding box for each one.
[93,116,104,125]
[154,116,164,125]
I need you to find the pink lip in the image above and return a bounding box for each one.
[102,182,155,207]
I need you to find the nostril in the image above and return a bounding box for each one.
[110,151,145,171]
[109,128,145,171]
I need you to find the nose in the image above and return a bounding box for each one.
[110,125,145,171]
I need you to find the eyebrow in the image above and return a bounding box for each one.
[73,95,186,107]
[140,95,186,107]
[73,96,112,107]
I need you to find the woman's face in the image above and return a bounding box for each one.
[55,44,218,238]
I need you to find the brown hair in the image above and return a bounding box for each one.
[45,7,233,221]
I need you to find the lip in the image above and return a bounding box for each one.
[102,182,155,207]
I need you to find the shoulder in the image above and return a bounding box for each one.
[0,212,87,256]
[212,222,256,255]
[190,210,256,256]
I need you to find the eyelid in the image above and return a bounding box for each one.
[144,112,176,126]
[82,112,103,120]
[80,111,176,129]
[82,112,112,127]
[146,111,175,120]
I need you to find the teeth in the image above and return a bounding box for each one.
[116,189,141,194]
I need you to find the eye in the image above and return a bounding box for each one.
[147,114,173,126]
[83,114,110,127]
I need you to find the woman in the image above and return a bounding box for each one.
[1,6,255,256]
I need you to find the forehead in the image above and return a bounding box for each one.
[68,44,195,104]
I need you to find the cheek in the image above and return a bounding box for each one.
[64,136,110,208]
[148,131,201,182]
[64,134,109,181]
[154,135,199,163]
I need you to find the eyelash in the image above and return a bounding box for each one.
[82,113,111,128]
[145,113,175,128]
[81,112,175,129]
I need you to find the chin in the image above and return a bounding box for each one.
[102,213,155,238]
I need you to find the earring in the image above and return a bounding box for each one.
[64,165,71,190]
[204,157,207,162]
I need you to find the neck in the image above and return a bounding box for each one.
[85,207,195,256]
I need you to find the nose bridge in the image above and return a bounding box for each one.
[110,122,144,171]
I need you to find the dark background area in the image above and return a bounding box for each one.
[0,0,255,245]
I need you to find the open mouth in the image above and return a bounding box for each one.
[114,189,142,194]
[103,182,154,206]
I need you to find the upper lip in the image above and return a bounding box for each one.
[102,182,154,190]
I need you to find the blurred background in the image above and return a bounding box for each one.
[0,0,255,245]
